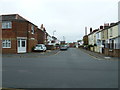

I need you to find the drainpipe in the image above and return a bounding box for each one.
[27,22,29,53]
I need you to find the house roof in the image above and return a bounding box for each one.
[88,29,99,36]
[52,36,57,40]
[1,14,38,27]
[1,14,28,21]
[102,21,120,31]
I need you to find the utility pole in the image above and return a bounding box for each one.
[85,27,87,35]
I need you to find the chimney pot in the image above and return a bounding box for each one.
[41,24,43,29]
[100,26,103,29]
[90,27,92,33]
[104,23,109,26]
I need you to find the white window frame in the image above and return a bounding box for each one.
[2,21,12,29]
[31,25,34,34]
[2,40,11,48]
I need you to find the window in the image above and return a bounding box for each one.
[2,21,12,29]
[22,41,25,47]
[2,40,11,48]
[31,25,34,34]
[109,40,114,49]
[97,33,99,39]
[102,31,104,38]
[110,28,112,37]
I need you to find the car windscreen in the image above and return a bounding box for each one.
[61,45,66,47]
[36,45,42,48]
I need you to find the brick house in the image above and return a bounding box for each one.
[104,22,120,57]
[1,14,38,54]
[83,35,88,45]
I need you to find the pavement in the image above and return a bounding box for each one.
[79,48,120,61]
[2,50,60,58]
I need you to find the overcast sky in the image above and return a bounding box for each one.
[0,0,119,42]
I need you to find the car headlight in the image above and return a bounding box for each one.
[34,48,37,50]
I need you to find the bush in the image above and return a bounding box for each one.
[32,46,35,52]
[94,44,97,46]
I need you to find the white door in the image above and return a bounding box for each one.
[17,39,26,53]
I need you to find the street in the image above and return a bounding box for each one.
[2,48,118,88]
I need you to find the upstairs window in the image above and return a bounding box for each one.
[97,33,99,39]
[31,25,34,34]
[110,28,113,37]
[102,31,104,38]
[2,40,11,48]
[2,21,12,29]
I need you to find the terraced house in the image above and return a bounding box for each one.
[95,26,103,53]
[104,22,120,57]
[88,28,98,51]
[87,22,120,57]
[94,24,111,54]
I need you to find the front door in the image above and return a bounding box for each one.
[17,39,26,53]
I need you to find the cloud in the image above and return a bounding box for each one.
[0,0,119,42]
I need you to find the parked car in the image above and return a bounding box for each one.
[34,44,47,52]
[60,45,68,50]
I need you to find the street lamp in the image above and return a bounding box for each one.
[53,30,56,36]
[63,36,65,41]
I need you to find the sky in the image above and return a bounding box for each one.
[0,0,119,42]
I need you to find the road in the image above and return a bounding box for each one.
[2,48,118,88]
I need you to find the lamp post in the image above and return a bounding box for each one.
[63,36,65,41]
[53,30,56,36]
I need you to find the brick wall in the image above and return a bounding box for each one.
[104,48,120,57]
[14,21,28,37]
[2,21,17,54]
[83,35,88,45]
[37,29,45,44]
[2,20,38,54]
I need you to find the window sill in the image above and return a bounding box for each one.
[109,49,113,51]
[2,47,11,49]
[2,28,12,30]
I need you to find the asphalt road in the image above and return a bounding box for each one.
[2,48,118,88]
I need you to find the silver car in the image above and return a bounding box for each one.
[60,45,68,50]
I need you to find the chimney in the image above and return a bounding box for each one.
[104,23,109,26]
[85,27,87,35]
[43,27,46,32]
[104,23,109,29]
[90,27,92,33]
[15,14,18,19]
[100,26,103,29]
[41,24,43,29]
